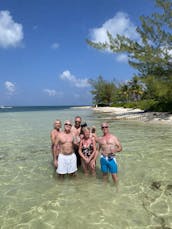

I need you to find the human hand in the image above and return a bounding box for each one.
[90,160,95,169]
[110,145,117,155]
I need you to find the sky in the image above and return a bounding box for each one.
[0,0,156,106]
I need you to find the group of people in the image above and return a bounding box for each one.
[50,116,122,184]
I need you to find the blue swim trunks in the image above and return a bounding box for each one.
[100,155,118,174]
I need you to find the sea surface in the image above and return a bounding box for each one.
[0,106,172,229]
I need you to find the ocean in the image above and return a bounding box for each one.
[0,106,74,113]
[0,106,172,228]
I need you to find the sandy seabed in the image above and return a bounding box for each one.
[92,106,172,124]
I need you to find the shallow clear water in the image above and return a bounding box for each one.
[0,107,172,229]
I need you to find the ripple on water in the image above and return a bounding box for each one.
[0,108,172,228]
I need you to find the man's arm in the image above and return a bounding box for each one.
[50,130,55,144]
[53,135,61,168]
[113,136,122,152]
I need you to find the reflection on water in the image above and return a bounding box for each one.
[0,108,172,228]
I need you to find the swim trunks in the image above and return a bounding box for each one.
[100,155,118,174]
[56,153,77,174]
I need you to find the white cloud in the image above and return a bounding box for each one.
[4,81,16,94]
[51,42,59,49]
[89,12,139,62]
[0,10,24,48]
[43,89,63,97]
[90,12,139,43]
[60,70,90,88]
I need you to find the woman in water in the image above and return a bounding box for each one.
[78,127,96,176]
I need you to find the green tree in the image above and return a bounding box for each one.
[128,76,144,101]
[87,0,172,110]
[89,76,117,106]
[118,84,130,103]
[118,76,144,103]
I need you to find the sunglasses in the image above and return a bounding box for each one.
[65,123,72,126]
[75,120,81,123]
[101,126,108,129]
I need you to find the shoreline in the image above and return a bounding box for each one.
[92,106,172,124]
[71,106,91,109]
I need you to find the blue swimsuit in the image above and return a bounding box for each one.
[100,155,118,174]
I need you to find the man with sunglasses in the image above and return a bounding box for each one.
[96,122,122,184]
[71,116,82,167]
[53,120,77,177]
[71,116,82,136]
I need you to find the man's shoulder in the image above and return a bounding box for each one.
[96,136,103,142]
[71,127,80,135]
[51,129,56,135]
[71,126,76,133]
[56,131,64,138]
[59,131,65,135]
[71,126,77,131]
[110,134,119,143]
[109,133,116,138]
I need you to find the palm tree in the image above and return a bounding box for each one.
[128,76,144,101]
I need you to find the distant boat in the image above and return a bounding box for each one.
[0,105,13,109]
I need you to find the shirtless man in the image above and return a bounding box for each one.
[53,120,77,177]
[71,116,82,167]
[96,122,122,184]
[71,116,82,136]
[50,119,61,163]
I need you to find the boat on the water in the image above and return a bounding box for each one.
[0,105,13,109]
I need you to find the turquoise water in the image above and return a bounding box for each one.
[0,107,172,229]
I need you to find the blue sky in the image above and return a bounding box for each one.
[0,0,156,106]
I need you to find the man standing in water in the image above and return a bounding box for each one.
[53,120,77,177]
[50,119,61,165]
[95,122,122,184]
[71,116,82,167]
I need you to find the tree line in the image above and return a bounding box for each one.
[87,0,172,112]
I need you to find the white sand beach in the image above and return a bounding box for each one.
[92,106,172,124]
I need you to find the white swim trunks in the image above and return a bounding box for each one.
[56,153,77,174]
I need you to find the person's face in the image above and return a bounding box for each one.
[84,130,90,138]
[64,122,72,131]
[101,124,109,133]
[54,121,61,129]
[75,118,81,128]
